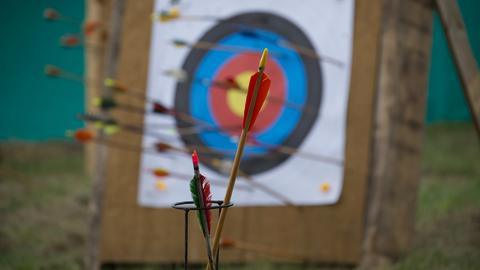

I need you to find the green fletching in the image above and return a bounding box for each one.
[190,176,200,205]
[189,173,215,268]
[190,176,207,236]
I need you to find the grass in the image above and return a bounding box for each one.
[393,123,480,270]
[0,123,479,269]
[0,142,89,270]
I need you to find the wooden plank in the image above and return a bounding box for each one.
[86,0,125,269]
[360,0,434,268]
[436,0,480,137]
[99,0,383,265]
[84,0,111,177]
[85,0,107,268]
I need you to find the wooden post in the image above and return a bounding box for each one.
[85,0,105,177]
[86,0,126,269]
[84,0,106,267]
[360,0,434,268]
[436,0,480,137]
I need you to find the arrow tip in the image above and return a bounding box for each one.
[259,48,268,70]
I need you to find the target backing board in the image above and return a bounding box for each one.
[138,0,354,207]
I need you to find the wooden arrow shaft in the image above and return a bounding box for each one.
[209,128,248,266]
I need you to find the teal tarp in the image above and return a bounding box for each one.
[0,1,85,140]
[0,0,478,140]
[426,1,479,123]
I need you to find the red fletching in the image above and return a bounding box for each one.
[154,142,172,152]
[225,76,240,88]
[44,65,62,77]
[152,102,170,114]
[218,76,239,89]
[242,72,271,131]
[199,174,212,233]
[61,35,81,47]
[43,8,59,20]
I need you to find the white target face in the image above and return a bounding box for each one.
[138,0,355,207]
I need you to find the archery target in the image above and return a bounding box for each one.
[175,12,322,175]
[138,0,354,207]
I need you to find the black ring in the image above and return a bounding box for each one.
[172,200,234,211]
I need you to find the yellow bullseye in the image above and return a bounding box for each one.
[226,71,253,117]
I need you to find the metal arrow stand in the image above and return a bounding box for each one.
[172,200,233,270]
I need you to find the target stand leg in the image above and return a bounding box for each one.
[184,209,189,270]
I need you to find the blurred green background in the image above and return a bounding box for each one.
[0,0,479,140]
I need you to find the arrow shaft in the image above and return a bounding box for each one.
[209,128,248,267]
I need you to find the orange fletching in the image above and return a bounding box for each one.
[84,21,101,36]
[152,168,169,177]
[74,129,95,143]
[242,72,270,131]
[220,237,236,248]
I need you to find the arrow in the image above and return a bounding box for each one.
[208,158,294,206]
[152,8,343,67]
[173,37,343,67]
[79,114,246,156]
[238,29,344,67]
[87,99,240,139]
[43,8,79,24]
[207,48,271,270]
[80,124,292,204]
[59,33,103,48]
[107,75,315,115]
[220,237,304,261]
[66,128,250,191]
[148,167,251,191]
[153,8,343,68]
[44,64,84,83]
[194,74,317,115]
[190,151,216,269]
[80,112,241,136]
[44,9,102,37]
[162,69,316,114]
[172,39,285,58]
[75,118,297,206]
[152,8,221,23]
[79,112,343,166]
